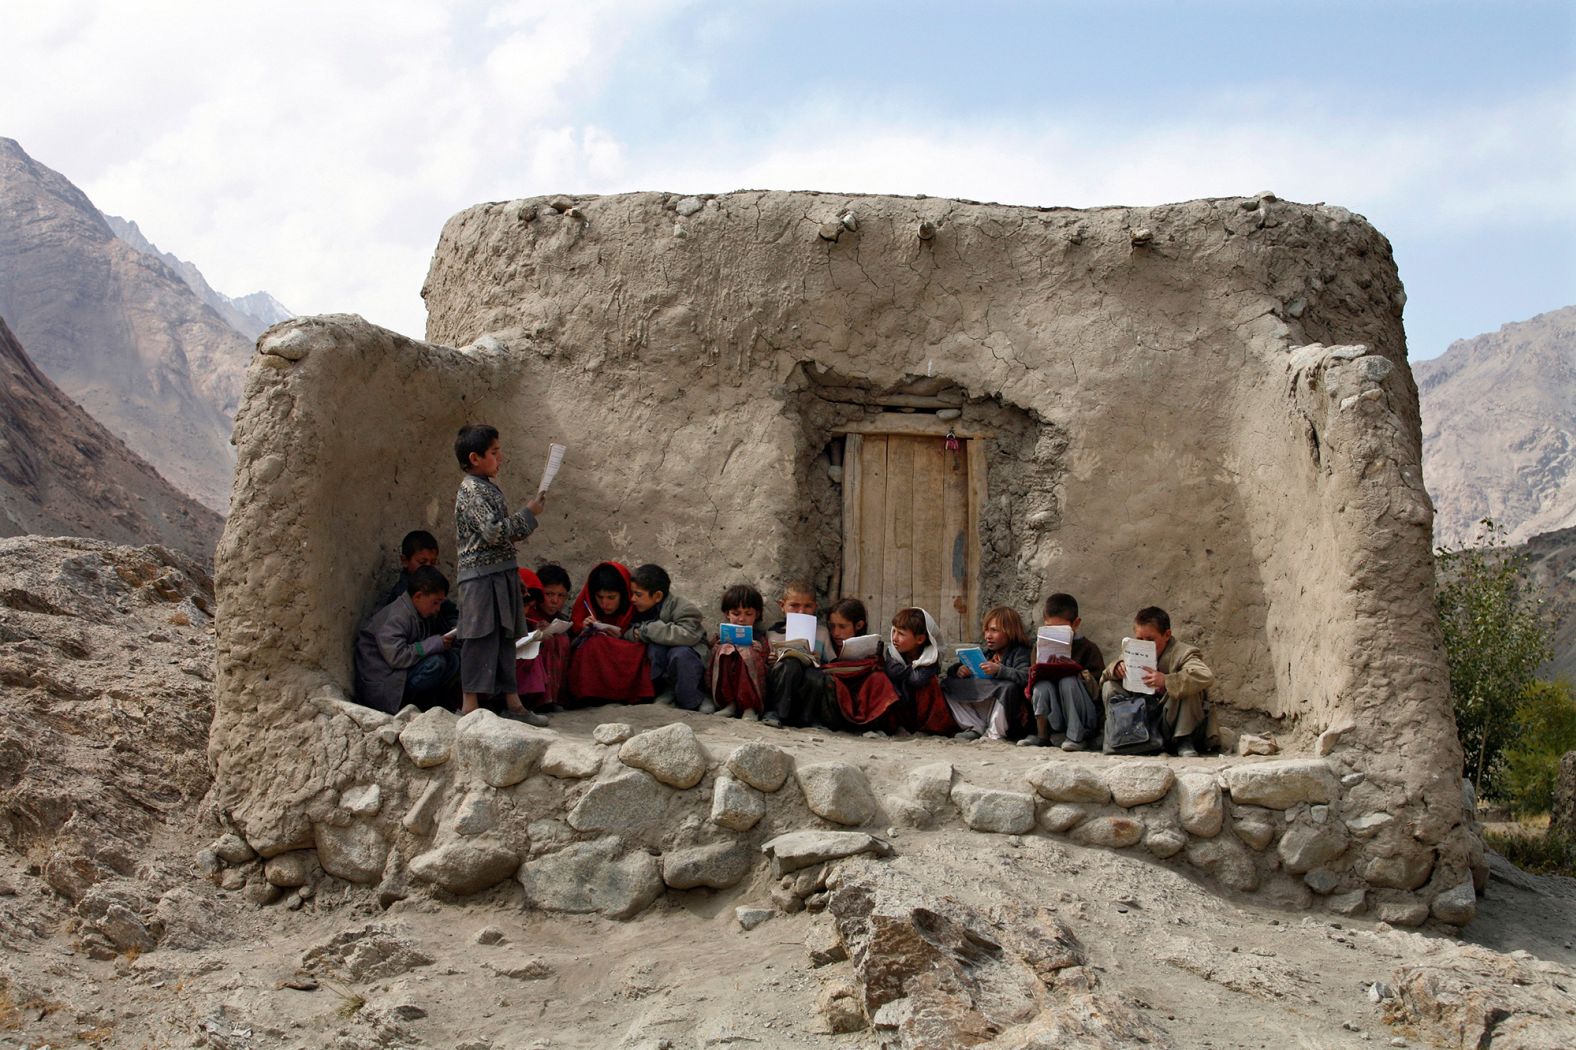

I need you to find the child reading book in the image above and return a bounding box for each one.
[706,584,771,720]
[1019,592,1106,749]
[817,598,901,731]
[942,606,1032,741]
[763,580,835,729]
[1099,605,1214,757]
[452,423,548,725]
[532,562,574,710]
[626,563,709,711]
[883,607,956,735]
[566,560,654,704]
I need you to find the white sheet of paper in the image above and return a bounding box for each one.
[1122,637,1159,694]
[537,443,567,493]
[1035,625,1073,664]
[784,613,818,649]
[593,621,621,635]
[514,629,545,660]
[839,634,880,661]
[542,618,572,637]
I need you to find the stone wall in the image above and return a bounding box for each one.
[211,190,1480,917]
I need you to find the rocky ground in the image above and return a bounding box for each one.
[3,536,1575,1049]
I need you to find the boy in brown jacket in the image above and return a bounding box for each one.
[1101,606,1215,757]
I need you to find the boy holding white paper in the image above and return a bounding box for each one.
[763,579,834,729]
[1101,606,1215,757]
[1019,593,1106,750]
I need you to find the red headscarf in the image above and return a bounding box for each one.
[571,561,635,632]
[518,568,544,593]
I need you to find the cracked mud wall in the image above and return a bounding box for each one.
[212,190,1472,898]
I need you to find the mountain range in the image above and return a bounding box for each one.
[1417,306,1576,549]
[0,137,289,514]
[0,313,222,553]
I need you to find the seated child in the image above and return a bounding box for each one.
[943,605,1032,741]
[379,529,458,633]
[626,563,710,711]
[532,562,574,711]
[1019,592,1106,750]
[355,565,460,713]
[707,583,771,720]
[818,598,901,731]
[763,579,835,729]
[514,568,551,707]
[883,607,956,735]
[1100,605,1215,757]
[567,560,654,704]
[453,423,547,724]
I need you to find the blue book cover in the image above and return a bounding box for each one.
[719,623,754,647]
[956,645,989,678]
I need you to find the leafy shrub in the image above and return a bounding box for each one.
[1498,679,1576,815]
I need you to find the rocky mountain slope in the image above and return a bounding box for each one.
[1419,306,1576,548]
[1520,524,1576,683]
[0,315,221,557]
[104,214,293,344]
[0,137,246,511]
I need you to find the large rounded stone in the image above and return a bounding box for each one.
[1232,809,1278,851]
[797,762,877,826]
[592,722,633,745]
[1027,763,1110,804]
[1362,847,1436,891]
[541,741,602,779]
[517,839,663,919]
[907,762,955,808]
[1070,816,1144,849]
[661,840,753,890]
[1184,836,1260,892]
[409,838,521,896]
[1278,821,1349,875]
[264,850,319,888]
[313,822,387,885]
[1144,826,1187,859]
[567,770,671,834]
[1429,878,1477,926]
[1222,760,1338,810]
[619,722,710,789]
[1175,772,1224,837]
[1039,803,1094,833]
[726,742,794,793]
[711,773,767,832]
[1104,763,1175,808]
[949,783,1036,834]
[456,710,551,788]
[399,708,458,768]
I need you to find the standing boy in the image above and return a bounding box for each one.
[1019,592,1106,750]
[626,563,710,711]
[355,565,460,713]
[1101,606,1215,757]
[453,424,548,723]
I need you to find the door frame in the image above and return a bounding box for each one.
[836,417,990,641]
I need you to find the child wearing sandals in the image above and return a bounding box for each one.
[942,605,1032,741]
[707,583,771,721]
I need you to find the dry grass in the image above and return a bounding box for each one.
[1484,816,1576,877]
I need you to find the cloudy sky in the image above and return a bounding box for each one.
[5,0,1572,357]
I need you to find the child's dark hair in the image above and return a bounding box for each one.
[720,583,764,617]
[454,424,499,469]
[982,606,1030,648]
[407,565,449,597]
[401,529,439,559]
[1043,592,1080,621]
[1135,606,1171,632]
[537,563,572,591]
[891,608,928,637]
[829,598,868,629]
[631,563,671,597]
[588,564,630,616]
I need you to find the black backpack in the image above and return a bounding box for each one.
[1102,691,1166,755]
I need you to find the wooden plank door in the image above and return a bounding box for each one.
[841,432,979,646]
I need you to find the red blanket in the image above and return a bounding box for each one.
[911,676,957,735]
[568,633,653,703]
[708,638,769,713]
[823,659,902,728]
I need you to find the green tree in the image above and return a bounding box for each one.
[1435,519,1553,797]
[1499,679,1576,815]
